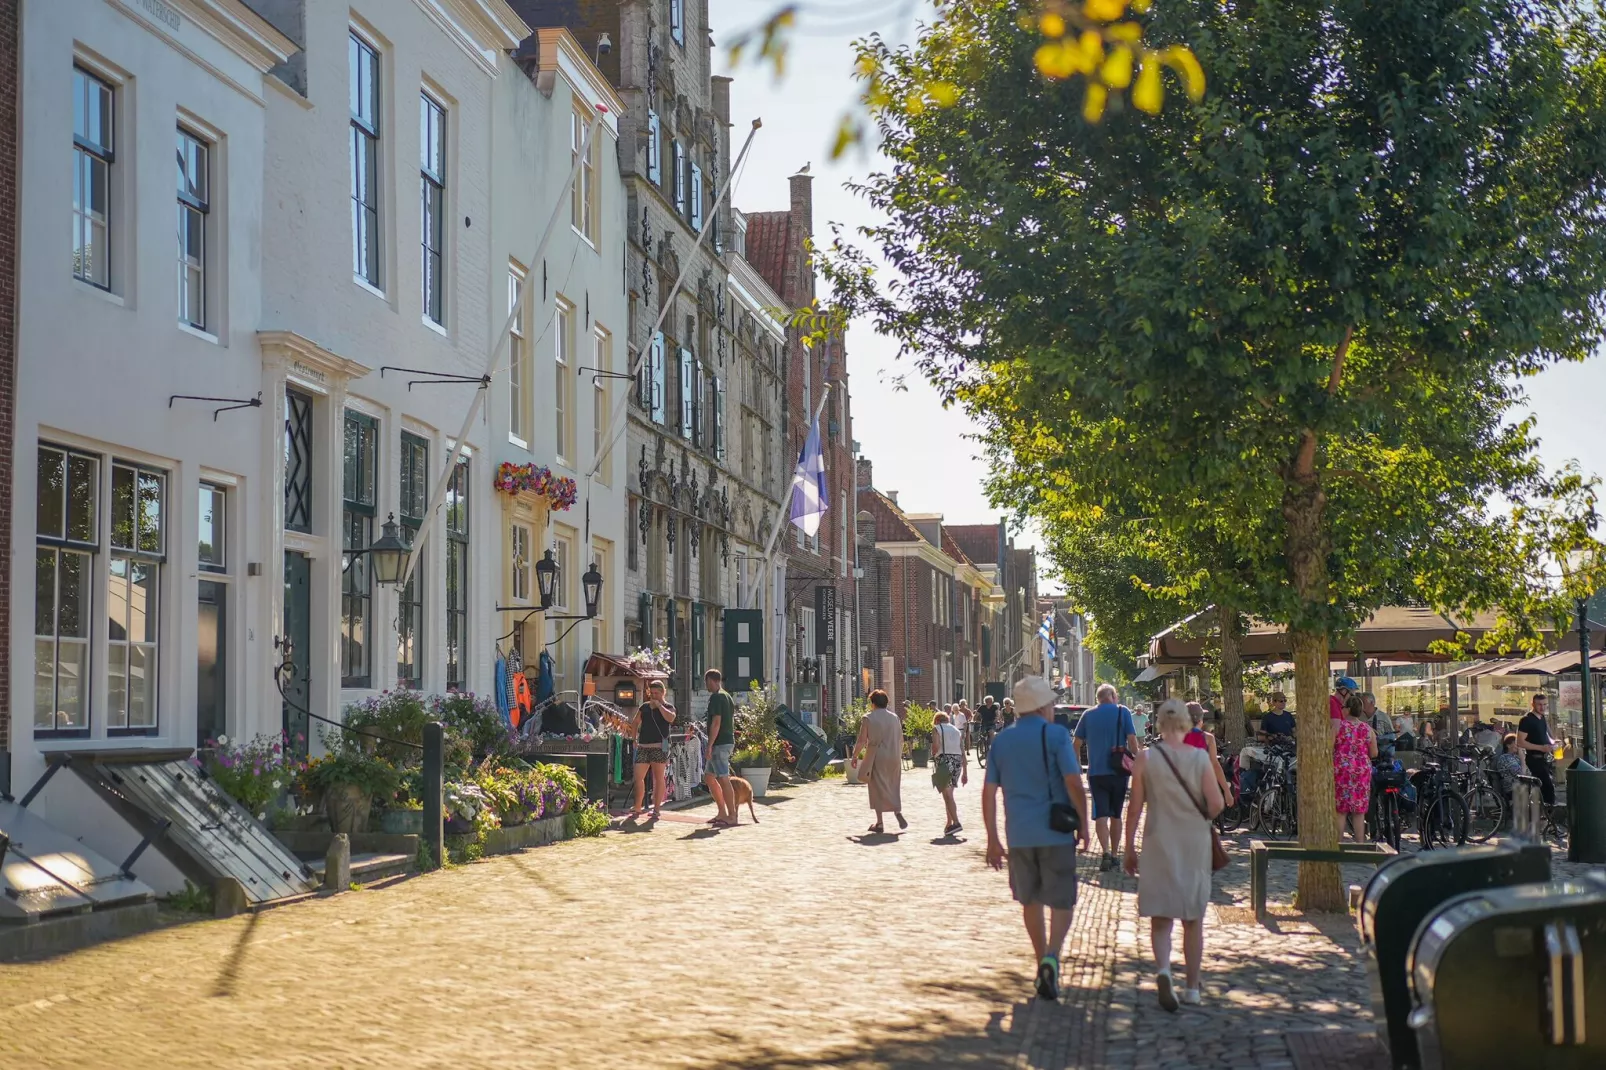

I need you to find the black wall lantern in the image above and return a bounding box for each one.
[343,513,412,586]
[535,549,559,610]
[582,561,603,619]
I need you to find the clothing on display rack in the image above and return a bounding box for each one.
[494,653,512,729]
[537,650,555,705]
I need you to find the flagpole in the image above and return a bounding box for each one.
[748,383,831,611]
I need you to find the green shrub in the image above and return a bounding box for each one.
[903,703,937,742]
[301,734,401,801]
[568,801,610,838]
[163,881,213,914]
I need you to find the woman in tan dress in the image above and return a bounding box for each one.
[855,689,906,833]
[1123,698,1223,1011]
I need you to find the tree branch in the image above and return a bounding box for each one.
[1327,325,1354,396]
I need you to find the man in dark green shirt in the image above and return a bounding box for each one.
[704,669,738,826]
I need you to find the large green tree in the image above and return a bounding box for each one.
[831,0,1606,909]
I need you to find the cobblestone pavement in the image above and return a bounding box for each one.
[0,774,1433,1070]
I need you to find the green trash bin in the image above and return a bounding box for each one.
[1566,761,1606,863]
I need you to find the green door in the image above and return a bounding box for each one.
[283,552,312,759]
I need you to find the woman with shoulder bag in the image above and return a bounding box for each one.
[931,710,969,836]
[1124,698,1225,1011]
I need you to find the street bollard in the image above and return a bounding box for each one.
[422,721,444,870]
[324,833,351,892]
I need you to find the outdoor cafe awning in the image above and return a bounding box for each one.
[1148,606,1514,666]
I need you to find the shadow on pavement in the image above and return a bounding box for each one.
[210,910,261,998]
[847,832,902,846]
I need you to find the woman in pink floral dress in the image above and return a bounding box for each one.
[1334,694,1378,842]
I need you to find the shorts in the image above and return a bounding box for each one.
[1087,774,1128,820]
[634,744,667,764]
[707,743,733,777]
[1007,843,1079,909]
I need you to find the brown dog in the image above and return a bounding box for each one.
[725,776,760,825]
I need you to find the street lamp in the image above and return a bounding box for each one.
[344,513,412,586]
[582,561,603,619]
[535,549,558,610]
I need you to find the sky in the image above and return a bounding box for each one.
[706,1,1606,592]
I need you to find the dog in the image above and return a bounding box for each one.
[724,775,760,825]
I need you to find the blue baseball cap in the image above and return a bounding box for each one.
[1336,677,1359,691]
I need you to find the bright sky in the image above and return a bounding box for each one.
[707,2,1606,590]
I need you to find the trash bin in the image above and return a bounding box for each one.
[1358,845,1550,1069]
[1567,761,1606,864]
[1408,878,1606,1069]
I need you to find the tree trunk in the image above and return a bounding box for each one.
[1219,604,1246,745]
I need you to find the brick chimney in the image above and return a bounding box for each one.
[856,456,873,491]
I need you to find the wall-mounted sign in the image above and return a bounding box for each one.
[816,586,836,658]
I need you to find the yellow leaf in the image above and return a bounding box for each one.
[1039,12,1067,38]
[1076,30,1105,72]
[855,54,878,79]
[926,81,959,108]
[1105,21,1143,43]
[1035,42,1076,80]
[1131,0,1153,11]
[1083,82,1109,122]
[1083,0,1126,22]
[1133,59,1162,113]
[829,119,858,160]
[905,91,926,116]
[1101,46,1134,89]
[1161,45,1207,101]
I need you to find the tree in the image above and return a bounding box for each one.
[828,0,1606,909]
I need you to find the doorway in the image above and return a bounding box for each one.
[283,551,312,759]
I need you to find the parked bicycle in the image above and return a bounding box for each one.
[1252,740,1299,839]
[1366,758,1410,850]
[1450,744,1504,843]
[1413,746,1469,849]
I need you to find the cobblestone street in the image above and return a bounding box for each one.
[2,776,1387,1069]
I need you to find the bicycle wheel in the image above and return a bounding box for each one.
[1422,793,1469,849]
[1377,792,1401,851]
[1215,794,1245,833]
[1464,785,1503,843]
[1259,788,1291,839]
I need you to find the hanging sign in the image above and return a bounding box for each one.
[816,585,836,658]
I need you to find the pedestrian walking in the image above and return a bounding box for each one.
[855,689,906,833]
[630,680,677,818]
[1335,694,1378,842]
[1123,697,1224,1011]
[1516,694,1557,807]
[932,709,969,835]
[983,677,1091,1003]
[703,669,737,828]
[1072,683,1138,872]
[951,702,970,752]
[1184,702,1234,805]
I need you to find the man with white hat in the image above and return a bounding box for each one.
[983,676,1091,1002]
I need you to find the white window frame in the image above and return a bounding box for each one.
[670,0,685,45]
[508,263,528,444]
[349,31,383,290]
[646,110,661,184]
[571,105,597,243]
[105,459,167,736]
[176,127,209,329]
[511,522,532,603]
[593,326,612,485]
[72,66,114,290]
[420,92,447,326]
[555,298,575,465]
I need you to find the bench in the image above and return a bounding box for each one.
[1249,839,1396,922]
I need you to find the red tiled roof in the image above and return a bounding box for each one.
[742,210,792,302]
[858,489,922,542]
[946,524,1001,565]
[941,529,975,569]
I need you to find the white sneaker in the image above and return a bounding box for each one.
[1180,988,1202,1006]
[1156,972,1178,1012]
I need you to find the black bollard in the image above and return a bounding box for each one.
[422,721,444,870]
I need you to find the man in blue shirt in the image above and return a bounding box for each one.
[1259,691,1295,742]
[984,677,1090,1003]
[1073,683,1139,872]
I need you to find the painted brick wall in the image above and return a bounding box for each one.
[0,0,16,760]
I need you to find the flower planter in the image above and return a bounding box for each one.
[910,747,931,768]
[739,766,772,798]
[325,783,372,835]
[377,809,423,835]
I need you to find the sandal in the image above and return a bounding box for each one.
[868,823,884,834]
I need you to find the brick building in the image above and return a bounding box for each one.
[947,521,1039,697]
[743,173,858,725]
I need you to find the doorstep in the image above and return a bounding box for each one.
[309,853,414,886]
[0,901,160,963]
[274,831,419,860]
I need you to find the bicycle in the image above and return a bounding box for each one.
[1253,742,1298,839]
[1367,759,1407,850]
[1453,745,1504,843]
[972,721,996,768]
[1413,747,1469,849]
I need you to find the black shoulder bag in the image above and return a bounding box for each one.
[1042,722,1081,835]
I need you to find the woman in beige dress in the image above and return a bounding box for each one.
[855,689,906,833]
[1123,697,1223,1011]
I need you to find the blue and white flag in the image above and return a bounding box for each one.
[789,414,828,537]
[1038,613,1057,660]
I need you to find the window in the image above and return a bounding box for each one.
[197,483,227,748]
[508,264,528,441]
[571,106,597,241]
[511,522,531,602]
[649,333,666,425]
[555,300,574,463]
[690,163,703,231]
[35,446,97,735]
[397,433,427,690]
[714,377,726,461]
[678,347,693,439]
[420,94,446,325]
[284,388,313,533]
[670,0,684,45]
[594,328,612,485]
[591,539,612,658]
[550,531,575,697]
[672,141,686,216]
[646,110,661,185]
[72,67,113,288]
[647,510,666,591]
[675,520,691,596]
[107,462,164,735]
[446,457,469,690]
[176,128,209,328]
[341,411,378,687]
[349,32,382,288]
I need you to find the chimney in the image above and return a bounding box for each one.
[856,456,873,491]
[789,171,814,240]
[887,490,899,506]
[711,76,731,128]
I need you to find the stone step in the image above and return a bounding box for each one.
[310,852,414,886]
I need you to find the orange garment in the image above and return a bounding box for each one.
[512,672,532,730]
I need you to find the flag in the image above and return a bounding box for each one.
[1038,613,1057,659]
[789,414,828,537]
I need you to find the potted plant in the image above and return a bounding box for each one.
[732,746,773,798]
[301,739,400,835]
[903,703,937,767]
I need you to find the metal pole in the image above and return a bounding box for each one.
[1578,597,1595,766]
[422,722,444,870]
[748,384,832,610]
[851,442,862,699]
[1448,673,1460,746]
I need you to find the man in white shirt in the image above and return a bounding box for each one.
[952,703,970,752]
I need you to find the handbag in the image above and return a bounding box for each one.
[1041,723,1081,835]
[1154,743,1230,872]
